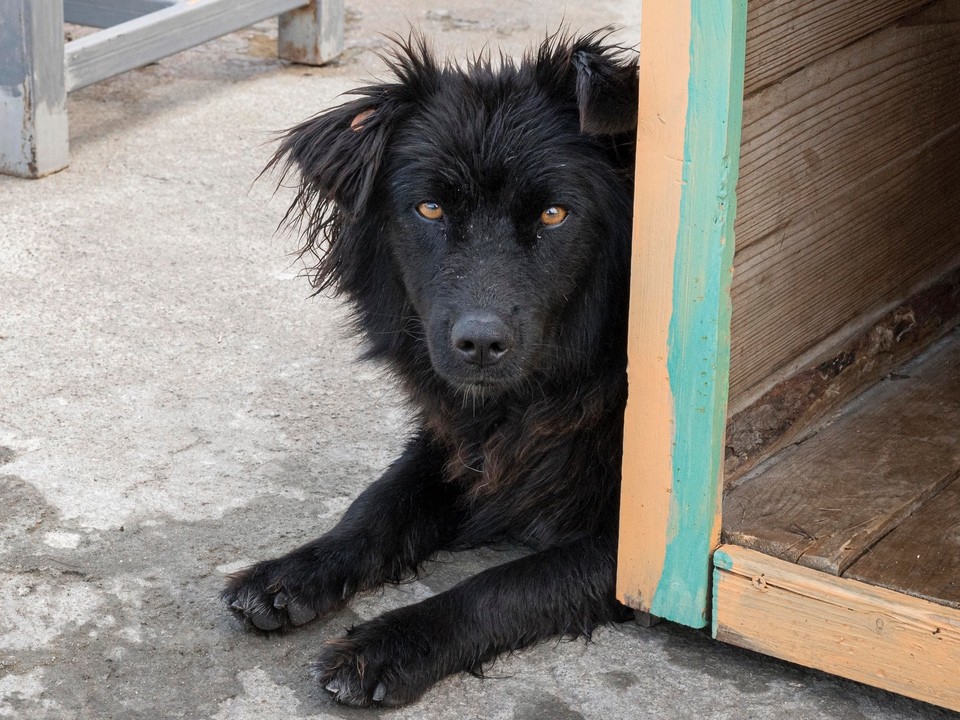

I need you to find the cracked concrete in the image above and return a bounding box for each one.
[1,1,957,718]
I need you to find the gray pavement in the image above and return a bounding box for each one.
[0,2,955,718]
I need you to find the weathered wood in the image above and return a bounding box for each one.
[278,0,344,66]
[743,0,933,95]
[617,0,746,629]
[0,0,68,178]
[725,269,960,486]
[713,545,960,712]
[63,0,309,92]
[846,477,960,609]
[724,330,960,575]
[64,0,178,28]
[729,9,960,407]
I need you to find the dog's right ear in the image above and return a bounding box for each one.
[268,36,439,219]
[268,94,398,218]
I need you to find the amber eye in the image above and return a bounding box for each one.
[540,206,568,226]
[416,202,444,220]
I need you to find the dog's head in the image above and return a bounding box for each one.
[271,32,637,400]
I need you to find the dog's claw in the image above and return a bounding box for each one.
[325,679,343,695]
[373,682,387,703]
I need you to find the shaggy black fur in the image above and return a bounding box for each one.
[223,31,639,707]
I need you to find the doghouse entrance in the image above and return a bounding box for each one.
[714,0,960,709]
[616,0,960,710]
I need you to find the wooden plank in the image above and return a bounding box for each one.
[730,12,960,407]
[64,0,178,28]
[730,133,960,408]
[278,0,344,66]
[63,0,309,92]
[713,545,960,712]
[617,0,692,623]
[0,0,68,178]
[724,331,960,575]
[617,0,746,629]
[846,477,960,609]
[725,269,960,486]
[743,0,933,96]
[737,15,960,257]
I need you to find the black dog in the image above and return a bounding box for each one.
[224,31,638,707]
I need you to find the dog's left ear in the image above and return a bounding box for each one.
[570,42,639,135]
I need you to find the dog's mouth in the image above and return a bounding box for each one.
[451,377,510,406]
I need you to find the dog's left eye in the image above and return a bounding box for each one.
[540,206,568,226]
[416,202,444,221]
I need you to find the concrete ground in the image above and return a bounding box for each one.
[0,2,956,719]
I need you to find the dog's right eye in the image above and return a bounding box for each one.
[416,202,444,221]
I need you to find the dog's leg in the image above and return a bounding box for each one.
[222,432,459,631]
[315,536,633,707]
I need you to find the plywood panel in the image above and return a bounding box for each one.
[845,477,960,609]
[723,331,960,575]
[729,10,960,406]
[743,0,933,95]
[714,545,960,712]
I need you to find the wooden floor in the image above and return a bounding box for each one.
[723,328,960,609]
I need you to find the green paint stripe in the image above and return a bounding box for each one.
[713,548,734,571]
[712,548,733,637]
[649,0,747,629]
[712,566,721,638]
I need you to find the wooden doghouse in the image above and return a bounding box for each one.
[616,0,960,711]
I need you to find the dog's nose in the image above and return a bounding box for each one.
[451,313,512,367]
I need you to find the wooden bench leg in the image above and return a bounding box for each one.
[278,0,344,66]
[0,0,69,178]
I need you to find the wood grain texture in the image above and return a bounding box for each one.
[743,0,933,95]
[713,545,960,712]
[846,476,960,609]
[729,9,960,406]
[616,0,690,619]
[723,331,960,575]
[724,270,960,486]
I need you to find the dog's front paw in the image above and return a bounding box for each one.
[313,616,443,707]
[222,557,329,632]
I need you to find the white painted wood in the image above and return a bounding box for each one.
[64,0,179,29]
[0,0,68,177]
[279,0,345,65]
[63,0,310,92]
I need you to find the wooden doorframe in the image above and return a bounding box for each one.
[616,0,747,629]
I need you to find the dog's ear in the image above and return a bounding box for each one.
[268,95,398,217]
[569,37,639,135]
[268,37,439,218]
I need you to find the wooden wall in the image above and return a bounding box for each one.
[728,0,960,412]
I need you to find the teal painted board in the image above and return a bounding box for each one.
[648,0,747,628]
